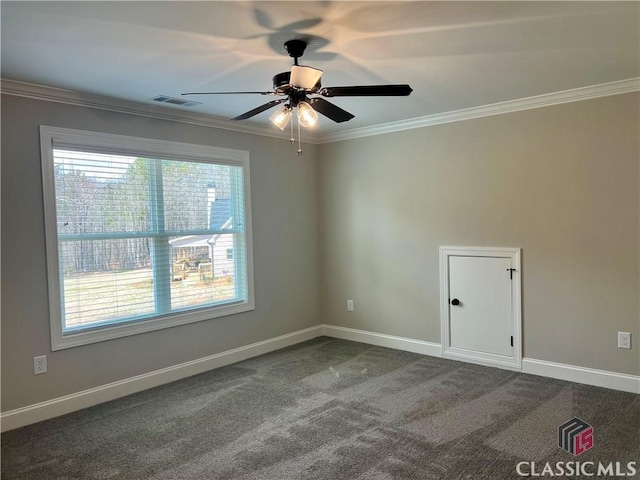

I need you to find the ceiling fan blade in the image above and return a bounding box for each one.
[319,84,413,97]
[308,98,355,123]
[182,91,276,96]
[290,65,323,89]
[231,99,286,121]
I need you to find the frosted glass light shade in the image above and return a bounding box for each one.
[291,65,323,89]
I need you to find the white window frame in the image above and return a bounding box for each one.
[40,126,255,350]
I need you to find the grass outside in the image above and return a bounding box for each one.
[63,268,235,328]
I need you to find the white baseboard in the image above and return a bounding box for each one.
[522,358,640,395]
[3,324,638,432]
[320,324,640,394]
[321,324,442,357]
[0,325,323,432]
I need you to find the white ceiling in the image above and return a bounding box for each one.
[2,1,639,135]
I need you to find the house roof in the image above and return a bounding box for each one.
[168,235,211,248]
[169,199,233,248]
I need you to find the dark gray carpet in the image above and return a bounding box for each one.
[2,337,639,479]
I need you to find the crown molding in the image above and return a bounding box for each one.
[0,79,317,143]
[315,78,640,144]
[3,77,638,145]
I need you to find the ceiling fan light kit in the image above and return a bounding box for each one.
[296,101,318,128]
[269,105,292,130]
[182,39,413,154]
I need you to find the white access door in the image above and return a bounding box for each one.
[440,247,522,370]
[449,256,512,356]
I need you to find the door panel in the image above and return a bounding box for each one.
[449,256,512,357]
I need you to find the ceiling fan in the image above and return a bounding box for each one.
[182,39,413,153]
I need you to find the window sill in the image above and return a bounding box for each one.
[51,300,255,351]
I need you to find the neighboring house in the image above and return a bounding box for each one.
[169,197,235,279]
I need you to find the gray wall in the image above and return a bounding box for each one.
[2,91,638,413]
[318,93,640,376]
[1,95,319,411]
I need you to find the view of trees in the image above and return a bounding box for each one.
[54,152,233,274]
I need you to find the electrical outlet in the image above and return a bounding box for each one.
[618,332,631,349]
[34,355,47,375]
[347,299,354,312]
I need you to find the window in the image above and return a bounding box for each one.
[40,126,254,350]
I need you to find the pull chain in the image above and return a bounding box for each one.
[289,110,295,145]
[297,112,303,155]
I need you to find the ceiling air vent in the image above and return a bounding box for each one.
[151,95,201,107]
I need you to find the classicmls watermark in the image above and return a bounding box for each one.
[516,462,638,477]
[515,417,637,477]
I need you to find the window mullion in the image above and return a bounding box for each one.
[149,159,171,313]
[230,167,243,299]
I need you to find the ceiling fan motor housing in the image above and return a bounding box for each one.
[272,72,291,91]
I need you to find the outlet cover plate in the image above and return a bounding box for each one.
[34,355,47,375]
[618,332,631,349]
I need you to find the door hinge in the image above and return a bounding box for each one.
[510,336,514,347]
[507,268,516,280]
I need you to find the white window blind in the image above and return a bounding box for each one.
[41,127,254,350]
